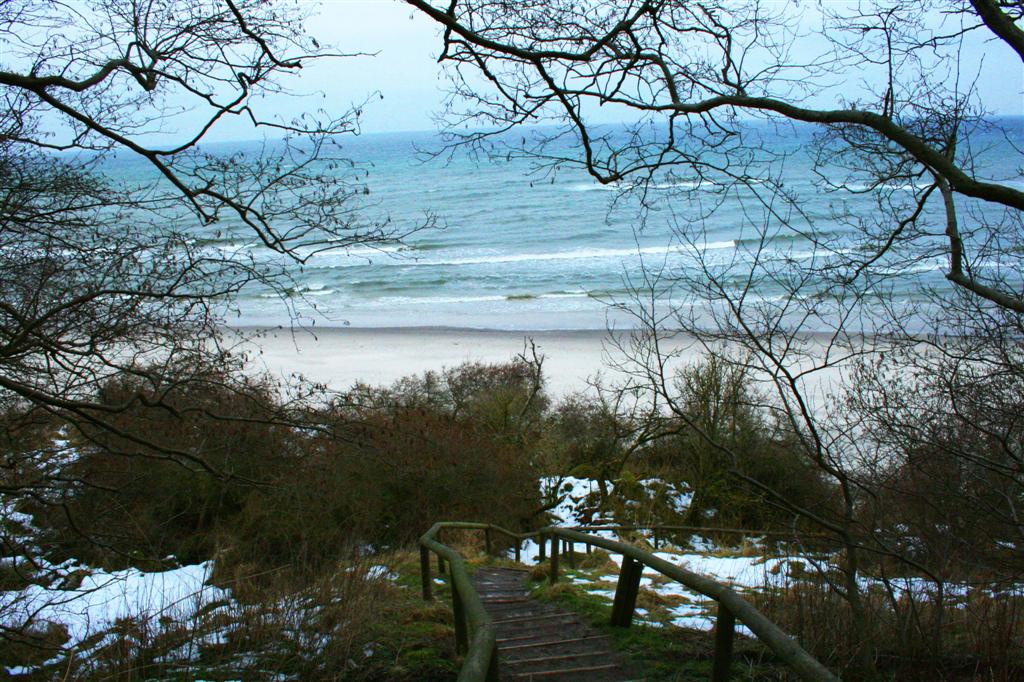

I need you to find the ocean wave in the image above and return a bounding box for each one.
[213,241,259,253]
[568,183,621,192]
[364,290,602,306]
[651,180,712,190]
[822,181,928,193]
[734,228,848,248]
[374,294,509,305]
[901,258,946,274]
[311,242,736,269]
[567,177,770,193]
[567,178,731,192]
[258,284,335,299]
[185,237,258,252]
[314,243,404,256]
[505,291,592,301]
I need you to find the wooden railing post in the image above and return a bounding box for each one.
[538,532,546,561]
[485,527,493,556]
[514,539,521,564]
[712,603,735,682]
[486,639,500,682]
[452,584,468,654]
[438,554,446,575]
[567,540,576,568]
[420,545,432,601]
[610,557,643,627]
[549,534,560,583]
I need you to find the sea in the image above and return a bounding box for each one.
[103,119,1024,331]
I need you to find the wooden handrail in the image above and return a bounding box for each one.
[419,522,499,682]
[568,523,832,539]
[546,527,839,682]
[419,521,839,682]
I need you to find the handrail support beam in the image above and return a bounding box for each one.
[420,545,432,601]
[712,603,736,682]
[550,533,560,583]
[610,556,643,627]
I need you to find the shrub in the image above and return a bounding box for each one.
[219,359,546,576]
[31,365,299,568]
[756,571,1024,680]
[641,355,834,530]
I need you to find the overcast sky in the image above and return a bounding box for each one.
[212,0,1024,140]
[302,1,448,134]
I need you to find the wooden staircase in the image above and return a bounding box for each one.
[420,521,837,682]
[472,567,637,681]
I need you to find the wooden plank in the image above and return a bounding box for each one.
[472,567,631,681]
[510,650,607,665]
[549,533,560,583]
[502,635,608,651]
[492,612,578,625]
[510,663,620,677]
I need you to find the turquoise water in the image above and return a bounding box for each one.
[105,120,1024,330]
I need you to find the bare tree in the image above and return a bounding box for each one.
[406,0,1023,675]
[0,0,424,646]
[0,0,421,463]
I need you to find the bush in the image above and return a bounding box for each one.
[640,355,834,530]
[17,355,548,583]
[30,365,299,569]
[544,393,632,478]
[848,350,1024,581]
[756,572,1024,680]
[217,359,547,577]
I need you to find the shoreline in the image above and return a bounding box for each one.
[228,324,618,335]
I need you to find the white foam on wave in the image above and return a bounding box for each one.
[363,290,596,307]
[567,183,621,192]
[567,179,734,192]
[310,242,736,269]
[823,181,928,193]
[375,294,508,306]
[538,291,591,299]
[901,258,946,274]
[303,244,404,259]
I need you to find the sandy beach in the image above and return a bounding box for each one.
[225,326,848,404]
[226,326,661,396]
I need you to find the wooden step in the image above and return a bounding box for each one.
[471,567,636,681]
[508,663,622,678]
[503,635,608,651]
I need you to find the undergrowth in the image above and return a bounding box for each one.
[2,552,460,681]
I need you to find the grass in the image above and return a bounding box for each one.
[352,551,460,681]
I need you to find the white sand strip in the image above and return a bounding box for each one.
[226,327,651,396]
[225,326,847,403]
